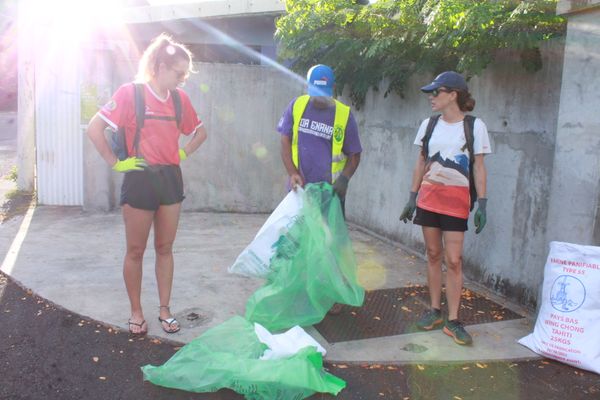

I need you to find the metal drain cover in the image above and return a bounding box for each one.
[315,286,524,343]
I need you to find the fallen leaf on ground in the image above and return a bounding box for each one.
[99,376,106,381]
[416,365,425,371]
[92,357,99,363]
[476,363,487,369]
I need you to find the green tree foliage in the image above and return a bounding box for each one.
[276,0,565,107]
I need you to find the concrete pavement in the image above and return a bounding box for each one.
[0,205,539,364]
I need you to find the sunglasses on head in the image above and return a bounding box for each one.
[430,88,454,97]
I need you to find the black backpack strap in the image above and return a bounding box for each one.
[421,114,441,158]
[132,83,146,157]
[170,89,182,129]
[463,115,477,211]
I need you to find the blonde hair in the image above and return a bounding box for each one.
[135,33,195,82]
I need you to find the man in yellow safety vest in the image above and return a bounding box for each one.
[277,64,362,216]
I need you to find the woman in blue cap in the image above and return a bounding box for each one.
[399,71,491,345]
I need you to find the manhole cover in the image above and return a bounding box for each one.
[315,286,524,343]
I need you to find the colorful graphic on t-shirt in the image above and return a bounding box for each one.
[419,150,470,219]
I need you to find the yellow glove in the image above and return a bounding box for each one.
[179,148,187,161]
[112,157,147,172]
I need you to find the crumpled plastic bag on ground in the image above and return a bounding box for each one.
[254,323,326,360]
[141,316,345,399]
[245,182,365,332]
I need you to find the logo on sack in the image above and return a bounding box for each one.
[550,275,586,312]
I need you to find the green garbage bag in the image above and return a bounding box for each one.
[142,316,345,399]
[246,183,365,331]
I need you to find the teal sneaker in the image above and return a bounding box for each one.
[416,308,443,330]
[443,319,473,345]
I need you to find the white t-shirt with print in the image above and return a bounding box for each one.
[413,117,491,219]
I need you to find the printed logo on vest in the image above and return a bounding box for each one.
[333,125,344,143]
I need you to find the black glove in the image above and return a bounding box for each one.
[399,191,418,223]
[474,198,487,234]
[332,175,349,199]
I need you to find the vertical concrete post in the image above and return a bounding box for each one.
[16,0,36,192]
[81,43,116,211]
[546,1,600,245]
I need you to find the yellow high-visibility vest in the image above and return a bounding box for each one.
[291,95,350,183]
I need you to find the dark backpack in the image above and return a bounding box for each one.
[421,114,478,211]
[111,83,182,160]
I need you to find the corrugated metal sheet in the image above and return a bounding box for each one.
[35,49,83,206]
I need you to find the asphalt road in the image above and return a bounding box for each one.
[0,269,598,400]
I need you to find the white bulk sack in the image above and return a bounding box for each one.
[519,241,600,374]
[228,188,304,278]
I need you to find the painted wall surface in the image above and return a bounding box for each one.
[179,63,303,212]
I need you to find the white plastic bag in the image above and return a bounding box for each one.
[228,188,304,278]
[254,323,326,360]
[519,241,600,374]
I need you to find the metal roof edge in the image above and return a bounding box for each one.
[122,0,286,24]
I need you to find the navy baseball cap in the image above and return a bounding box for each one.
[421,71,468,92]
[307,64,335,97]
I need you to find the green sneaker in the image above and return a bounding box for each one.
[443,319,473,345]
[416,308,443,330]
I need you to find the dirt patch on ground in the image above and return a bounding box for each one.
[0,190,34,223]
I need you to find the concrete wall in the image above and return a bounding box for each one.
[547,6,600,246]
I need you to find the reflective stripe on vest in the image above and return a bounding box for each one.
[291,95,350,183]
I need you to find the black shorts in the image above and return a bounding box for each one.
[120,165,184,211]
[413,207,468,232]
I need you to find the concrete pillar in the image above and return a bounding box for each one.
[16,0,36,192]
[546,1,600,245]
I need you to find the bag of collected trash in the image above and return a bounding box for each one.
[229,188,304,278]
[245,182,365,332]
[141,316,345,399]
[518,241,600,374]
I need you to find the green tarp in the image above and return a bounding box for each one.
[142,183,364,399]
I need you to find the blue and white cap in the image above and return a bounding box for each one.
[307,64,335,97]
